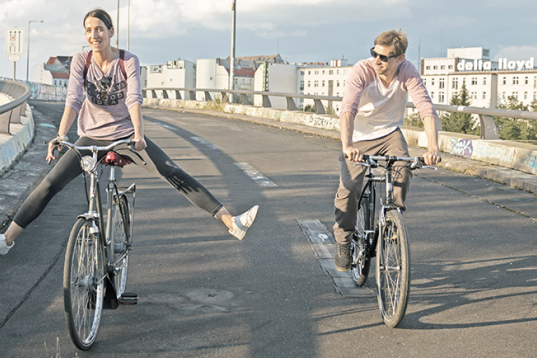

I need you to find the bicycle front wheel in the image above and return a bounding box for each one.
[352,195,371,287]
[376,210,410,328]
[112,195,131,299]
[63,218,105,350]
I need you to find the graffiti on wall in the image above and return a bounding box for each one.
[0,77,67,101]
[449,137,474,158]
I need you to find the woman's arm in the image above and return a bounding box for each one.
[46,106,78,163]
[128,104,146,151]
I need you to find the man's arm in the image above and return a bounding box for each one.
[422,115,441,165]
[340,112,363,162]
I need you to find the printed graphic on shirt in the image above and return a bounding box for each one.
[87,76,126,106]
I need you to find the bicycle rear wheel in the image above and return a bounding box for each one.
[376,210,410,328]
[63,218,105,350]
[352,195,371,287]
[112,195,131,299]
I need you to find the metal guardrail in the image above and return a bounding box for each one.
[0,80,31,135]
[143,87,537,140]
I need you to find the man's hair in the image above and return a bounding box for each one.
[374,30,408,57]
[83,8,114,29]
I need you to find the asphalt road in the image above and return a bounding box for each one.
[0,102,536,357]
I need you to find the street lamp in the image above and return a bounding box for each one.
[230,0,236,100]
[27,20,44,82]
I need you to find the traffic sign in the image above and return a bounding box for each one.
[5,27,24,55]
[8,54,20,62]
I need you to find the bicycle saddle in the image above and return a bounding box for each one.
[103,152,132,167]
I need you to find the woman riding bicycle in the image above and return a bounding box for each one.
[0,8,258,255]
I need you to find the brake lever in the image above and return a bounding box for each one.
[129,144,147,165]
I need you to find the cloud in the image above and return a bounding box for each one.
[494,46,537,61]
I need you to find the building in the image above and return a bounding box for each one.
[301,59,351,114]
[143,59,195,99]
[196,58,255,100]
[34,56,72,86]
[420,47,537,109]
[254,62,300,109]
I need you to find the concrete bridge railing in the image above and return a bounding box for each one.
[0,80,32,135]
[142,87,537,142]
[142,87,537,177]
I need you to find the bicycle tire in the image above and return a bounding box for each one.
[112,195,130,299]
[352,195,371,287]
[63,218,105,350]
[375,210,410,328]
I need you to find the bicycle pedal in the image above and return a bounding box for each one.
[118,292,138,305]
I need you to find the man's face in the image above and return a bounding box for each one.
[372,44,404,78]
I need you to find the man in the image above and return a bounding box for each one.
[334,30,441,272]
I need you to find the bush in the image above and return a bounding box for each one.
[494,96,537,141]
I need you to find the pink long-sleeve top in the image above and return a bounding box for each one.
[65,50,143,140]
[340,58,437,142]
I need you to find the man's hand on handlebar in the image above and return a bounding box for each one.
[342,146,363,162]
[423,150,442,166]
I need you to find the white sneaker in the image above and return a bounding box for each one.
[229,205,259,240]
[0,234,14,255]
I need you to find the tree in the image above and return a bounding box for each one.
[494,96,537,141]
[440,83,480,135]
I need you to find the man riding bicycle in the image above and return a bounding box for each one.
[334,29,441,272]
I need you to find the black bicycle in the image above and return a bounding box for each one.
[350,155,437,328]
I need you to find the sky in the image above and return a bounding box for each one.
[1,0,537,81]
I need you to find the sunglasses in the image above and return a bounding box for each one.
[370,47,398,62]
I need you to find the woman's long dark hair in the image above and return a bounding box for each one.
[83,8,113,29]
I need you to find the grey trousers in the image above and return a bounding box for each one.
[333,129,413,244]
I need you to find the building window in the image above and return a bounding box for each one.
[300,70,304,75]
[483,77,487,85]
[322,70,325,75]
[426,66,431,70]
[336,69,339,74]
[431,78,435,86]
[524,91,528,100]
[343,80,346,87]
[448,65,453,69]
[300,80,304,90]
[314,80,319,87]
[513,91,518,99]
[423,78,427,86]
[315,70,319,75]
[439,78,445,89]
[471,77,477,85]
[433,66,438,70]
[513,76,519,85]
[483,92,487,100]
[308,81,311,87]
[471,91,477,100]
[337,80,340,87]
[441,65,445,70]
[322,80,325,87]
[431,91,434,99]
[452,78,458,89]
[439,92,445,103]
[502,92,506,100]
[463,78,466,85]
[525,76,529,85]
[308,71,311,75]
[329,70,333,75]
[503,77,507,85]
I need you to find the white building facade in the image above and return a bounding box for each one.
[144,60,195,99]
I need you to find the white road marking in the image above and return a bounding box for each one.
[297,219,374,297]
[190,136,219,150]
[234,163,278,187]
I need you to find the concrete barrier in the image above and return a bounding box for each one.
[0,103,34,175]
[143,97,537,177]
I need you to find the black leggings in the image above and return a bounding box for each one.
[14,135,223,229]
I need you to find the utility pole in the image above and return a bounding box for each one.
[116,0,120,48]
[230,0,236,101]
[127,0,130,51]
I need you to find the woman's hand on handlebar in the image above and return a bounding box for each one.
[132,136,147,152]
[46,138,62,164]
[343,146,363,162]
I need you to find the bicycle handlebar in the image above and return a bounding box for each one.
[50,139,147,165]
[344,154,439,170]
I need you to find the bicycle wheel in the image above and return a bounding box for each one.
[112,195,130,299]
[63,218,105,350]
[375,210,410,328]
[352,195,370,287]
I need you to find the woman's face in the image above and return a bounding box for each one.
[85,16,114,52]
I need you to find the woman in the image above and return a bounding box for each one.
[0,8,258,255]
